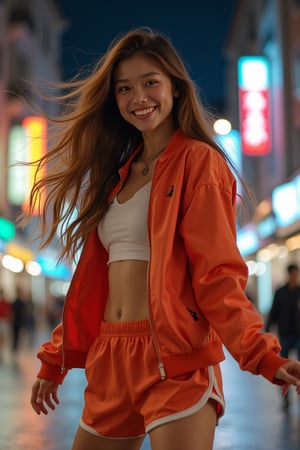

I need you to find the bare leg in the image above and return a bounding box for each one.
[72,425,145,450]
[149,399,217,450]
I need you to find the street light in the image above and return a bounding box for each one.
[213,118,232,135]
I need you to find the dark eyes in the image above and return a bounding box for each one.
[118,86,130,93]
[146,80,158,86]
[116,79,159,93]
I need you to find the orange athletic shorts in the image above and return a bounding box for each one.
[80,320,225,439]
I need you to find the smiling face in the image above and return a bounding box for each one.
[114,53,177,141]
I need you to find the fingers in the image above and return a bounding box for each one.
[30,379,59,415]
[52,390,60,405]
[281,379,300,397]
[31,380,42,415]
[36,393,49,415]
[277,362,300,397]
[281,383,290,397]
[44,392,59,411]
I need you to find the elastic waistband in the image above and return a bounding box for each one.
[100,320,151,336]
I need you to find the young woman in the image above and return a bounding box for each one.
[26,28,300,450]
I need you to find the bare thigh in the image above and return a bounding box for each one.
[149,399,217,450]
[71,426,145,450]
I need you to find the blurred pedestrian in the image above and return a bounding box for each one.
[11,287,26,352]
[20,27,300,450]
[0,288,11,359]
[46,295,64,330]
[24,296,36,347]
[266,263,300,408]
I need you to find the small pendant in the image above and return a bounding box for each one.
[141,164,149,176]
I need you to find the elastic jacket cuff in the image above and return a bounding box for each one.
[37,360,68,385]
[258,351,289,385]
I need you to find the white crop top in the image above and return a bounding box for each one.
[97,182,151,264]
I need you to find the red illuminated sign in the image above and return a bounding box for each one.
[238,57,271,156]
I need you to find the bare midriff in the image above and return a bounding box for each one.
[102,149,165,323]
[104,260,150,322]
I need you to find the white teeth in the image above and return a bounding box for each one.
[134,107,155,116]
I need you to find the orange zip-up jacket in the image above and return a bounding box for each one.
[37,129,287,385]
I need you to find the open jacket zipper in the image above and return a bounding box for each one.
[147,159,166,380]
[60,294,67,374]
[116,148,166,379]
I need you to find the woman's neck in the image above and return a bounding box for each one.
[141,124,177,157]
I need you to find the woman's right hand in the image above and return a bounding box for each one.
[31,378,60,415]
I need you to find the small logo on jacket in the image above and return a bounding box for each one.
[187,307,199,322]
[167,185,174,197]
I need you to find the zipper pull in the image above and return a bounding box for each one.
[158,363,166,380]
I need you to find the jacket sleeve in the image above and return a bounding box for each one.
[180,158,288,384]
[36,323,68,384]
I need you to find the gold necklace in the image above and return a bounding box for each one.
[138,147,165,176]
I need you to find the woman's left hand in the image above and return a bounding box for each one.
[275,360,300,396]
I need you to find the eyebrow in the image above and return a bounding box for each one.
[114,71,161,85]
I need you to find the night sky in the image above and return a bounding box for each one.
[58,0,237,110]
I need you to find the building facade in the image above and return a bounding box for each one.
[0,0,70,310]
[224,0,300,315]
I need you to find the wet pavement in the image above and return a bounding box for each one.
[0,330,300,450]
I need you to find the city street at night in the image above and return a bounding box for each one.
[1,1,300,450]
[0,332,299,450]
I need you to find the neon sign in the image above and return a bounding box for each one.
[238,56,271,156]
[8,125,28,205]
[214,129,242,194]
[22,116,47,214]
[272,176,300,228]
[8,117,47,214]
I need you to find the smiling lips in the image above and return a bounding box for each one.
[133,106,156,117]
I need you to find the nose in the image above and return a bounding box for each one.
[133,86,148,103]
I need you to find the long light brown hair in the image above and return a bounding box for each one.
[20,27,251,261]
